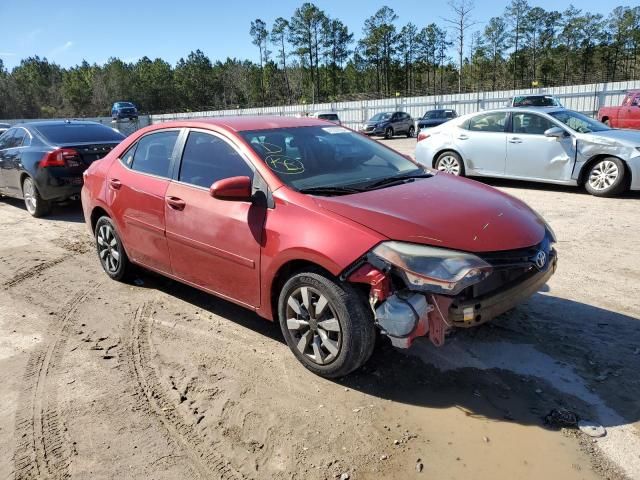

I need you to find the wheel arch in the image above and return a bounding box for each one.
[269,259,335,321]
[577,154,631,187]
[432,148,464,169]
[90,205,111,232]
[19,172,31,192]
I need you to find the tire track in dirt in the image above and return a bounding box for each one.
[3,257,67,289]
[127,302,249,480]
[13,283,99,480]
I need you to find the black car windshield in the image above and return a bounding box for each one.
[34,123,125,144]
[513,96,558,107]
[548,111,610,133]
[240,126,424,192]
[116,102,135,108]
[422,111,443,119]
[369,113,391,122]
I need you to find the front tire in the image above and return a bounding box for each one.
[435,151,465,176]
[278,272,376,378]
[384,127,394,139]
[22,177,52,217]
[95,216,131,281]
[584,157,627,197]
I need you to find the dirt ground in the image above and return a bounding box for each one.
[1,137,639,480]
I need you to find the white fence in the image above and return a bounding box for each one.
[149,80,640,129]
[2,80,639,130]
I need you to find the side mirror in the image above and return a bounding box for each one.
[544,127,567,140]
[210,176,252,201]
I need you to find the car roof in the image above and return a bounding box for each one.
[514,93,557,97]
[312,111,338,115]
[150,116,330,132]
[17,120,107,128]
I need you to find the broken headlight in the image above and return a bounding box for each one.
[371,241,493,296]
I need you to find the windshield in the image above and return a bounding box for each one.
[116,102,135,108]
[34,123,125,144]
[548,111,610,133]
[369,113,391,122]
[240,126,423,192]
[422,111,443,119]
[513,96,559,107]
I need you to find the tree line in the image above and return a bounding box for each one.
[1,1,639,119]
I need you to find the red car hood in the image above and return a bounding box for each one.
[314,173,546,253]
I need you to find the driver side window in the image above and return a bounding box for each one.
[179,131,253,189]
[512,113,555,135]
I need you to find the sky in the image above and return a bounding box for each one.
[0,0,636,70]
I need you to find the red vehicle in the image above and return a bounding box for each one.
[598,90,640,129]
[81,117,557,377]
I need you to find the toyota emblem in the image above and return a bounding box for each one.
[534,250,547,269]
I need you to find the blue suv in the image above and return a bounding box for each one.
[111,102,138,120]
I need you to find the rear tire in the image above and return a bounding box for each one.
[278,272,376,378]
[584,157,627,197]
[407,126,415,138]
[95,216,131,281]
[602,119,610,126]
[435,151,465,176]
[22,177,52,218]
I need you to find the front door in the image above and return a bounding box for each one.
[456,111,509,175]
[506,112,576,181]
[165,130,265,308]
[619,94,640,129]
[107,129,181,274]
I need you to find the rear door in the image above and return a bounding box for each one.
[0,129,14,191]
[402,112,412,133]
[506,112,576,181]
[0,128,29,196]
[164,129,265,307]
[107,129,181,274]
[456,112,509,175]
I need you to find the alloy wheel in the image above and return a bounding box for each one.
[437,155,461,175]
[588,160,619,191]
[285,286,342,365]
[97,224,121,273]
[23,179,37,215]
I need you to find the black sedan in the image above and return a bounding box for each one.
[0,121,124,217]
[416,109,457,131]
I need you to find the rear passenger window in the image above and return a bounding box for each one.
[467,112,508,133]
[179,132,253,189]
[129,131,179,178]
[11,129,27,147]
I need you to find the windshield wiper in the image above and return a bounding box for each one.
[363,172,432,190]
[298,185,364,196]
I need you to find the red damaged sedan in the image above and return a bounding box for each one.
[81,117,557,377]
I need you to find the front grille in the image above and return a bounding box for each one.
[463,233,554,299]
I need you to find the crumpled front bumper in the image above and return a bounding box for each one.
[448,252,557,328]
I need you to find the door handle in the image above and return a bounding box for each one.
[166,196,186,211]
[508,137,522,144]
[109,178,122,190]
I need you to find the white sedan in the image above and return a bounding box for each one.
[415,107,640,197]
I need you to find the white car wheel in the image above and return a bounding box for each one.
[436,153,464,176]
[584,157,627,197]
